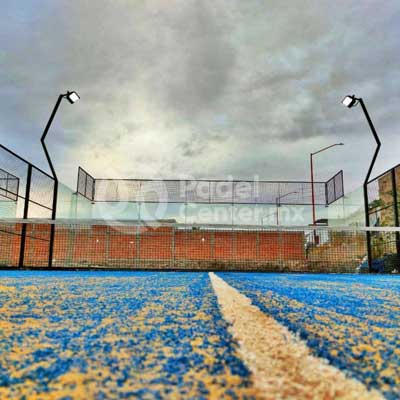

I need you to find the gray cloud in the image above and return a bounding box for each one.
[1,0,400,191]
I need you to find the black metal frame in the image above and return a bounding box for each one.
[0,144,55,268]
[391,168,400,265]
[40,92,78,268]
[0,167,19,201]
[356,98,382,272]
[76,167,95,201]
[366,163,400,270]
[76,168,344,207]
[41,95,63,269]
[18,164,32,268]
[325,170,344,205]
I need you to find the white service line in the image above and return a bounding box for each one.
[209,272,383,400]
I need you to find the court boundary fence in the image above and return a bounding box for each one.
[0,145,55,268]
[366,163,400,267]
[77,167,344,206]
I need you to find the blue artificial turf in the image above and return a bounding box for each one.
[2,270,399,399]
[0,271,257,399]
[218,272,400,400]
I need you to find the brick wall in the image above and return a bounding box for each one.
[0,224,307,270]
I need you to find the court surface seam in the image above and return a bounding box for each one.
[209,272,384,400]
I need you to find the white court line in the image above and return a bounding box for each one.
[209,272,383,400]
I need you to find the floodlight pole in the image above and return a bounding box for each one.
[342,96,381,272]
[358,98,381,272]
[41,92,79,269]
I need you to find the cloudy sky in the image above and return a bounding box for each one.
[1,0,399,191]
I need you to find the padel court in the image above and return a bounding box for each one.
[1,271,399,399]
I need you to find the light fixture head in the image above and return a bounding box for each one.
[341,95,357,108]
[66,91,80,104]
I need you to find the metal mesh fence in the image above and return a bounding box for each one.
[366,164,400,267]
[397,166,400,216]
[29,167,54,218]
[0,144,56,267]
[368,170,396,226]
[0,146,28,213]
[326,171,344,205]
[77,167,95,201]
[1,219,399,273]
[0,145,55,219]
[77,168,344,206]
[0,168,19,201]
[370,229,399,271]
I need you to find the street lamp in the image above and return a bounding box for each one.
[66,91,80,104]
[341,94,381,271]
[310,143,344,226]
[341,95,358,108]
[41,91,80,268]
[276,191,298,225]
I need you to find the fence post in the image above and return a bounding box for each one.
[48,179,58,268]
[135,225,140,269]
[391,169,400,266]
[211,230,215,265]
[19,164,32,268]
[364,185,373,272]
[172,226,175,269]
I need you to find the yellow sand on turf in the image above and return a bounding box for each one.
[209,272,384,400]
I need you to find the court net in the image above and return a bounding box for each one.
[0,219,399,273]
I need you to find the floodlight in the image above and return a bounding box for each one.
[40,90,80,268]
[66,91,80,104]
[339,94,381,271]
[342,95,357,108]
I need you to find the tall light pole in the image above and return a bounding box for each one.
[41,91,80,268]
[341,95,381,272]
[310,143,344,226]
[276,191,298,225]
